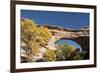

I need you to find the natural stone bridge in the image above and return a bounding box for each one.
[38,25,89,53]
[21,24,89,62]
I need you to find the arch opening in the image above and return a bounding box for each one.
[55,38,82,53]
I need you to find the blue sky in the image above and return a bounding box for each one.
[21,10,89,29]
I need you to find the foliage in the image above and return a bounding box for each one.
[43,49,56,61]
[21,19,52,61]
[30,42,40,55]
[59,44,76,59]
[21,19,36,46]
[35,26,52,45]
[55,50,65,61]
[73,54,81,60]
[79,51,88,59]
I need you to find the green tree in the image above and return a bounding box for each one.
[59,44,76,60]
[55,50,65,61]
[73,54,81,60]
[43,49,56,61]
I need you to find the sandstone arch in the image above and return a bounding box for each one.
[40,25,89,59]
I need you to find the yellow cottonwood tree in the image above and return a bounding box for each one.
[21,19,37,47]
[21,19,52,58]
[35,26,52,44]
